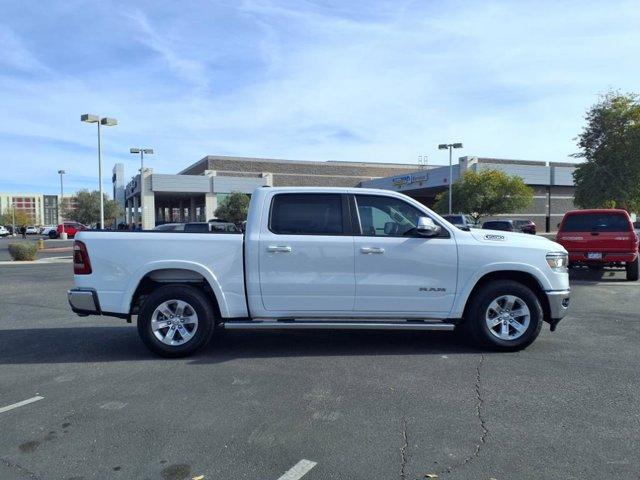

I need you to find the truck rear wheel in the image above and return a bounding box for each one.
[463,280,543,351]
[137,284,215,357]
[626,258,639,281]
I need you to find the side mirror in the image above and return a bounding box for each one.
[416,216,441,237]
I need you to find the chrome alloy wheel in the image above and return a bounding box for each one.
[151,299,199,346]
[485,295,530,341]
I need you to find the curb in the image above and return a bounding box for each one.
[0,256,72,266]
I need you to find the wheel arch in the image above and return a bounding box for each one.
[460,270,551,323]
[124,262,228,320]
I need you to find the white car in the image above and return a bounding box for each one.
[25,226,38,235]
[68,186,570,357]
[0,226,9,237]
[40,225,57,236]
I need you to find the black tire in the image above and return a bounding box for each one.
[626,258,639,281]
[137,284,216,357]
[462,280,543,351]
[48,230,58,239]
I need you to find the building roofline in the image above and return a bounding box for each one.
[177,155,421,174]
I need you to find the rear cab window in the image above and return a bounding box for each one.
[561,213,632,232]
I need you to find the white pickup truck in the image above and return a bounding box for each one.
[68,187,570,357]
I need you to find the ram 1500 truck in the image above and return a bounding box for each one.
[68,187,570,357]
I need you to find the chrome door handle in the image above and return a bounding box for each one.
[361,247,385,254]
[267,245,292,253]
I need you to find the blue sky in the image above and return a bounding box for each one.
[1,0,639,195]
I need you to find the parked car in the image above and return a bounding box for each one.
[68,186,570,357]
[482,220,516,232]
[556,209,639,280]
[25,226,38,235]
[209,221,239,233]
[513,219,536,235]
[442,214,476,230]
[154,223,185,232]
[40,225,57,236]
[52,222,88,239]
[182,222,241,233]
[0,226,9,237]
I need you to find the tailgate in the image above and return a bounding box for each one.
[557,231,637,253]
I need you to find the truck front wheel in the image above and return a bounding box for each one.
[137,284,215,357]
[463,280,543,351]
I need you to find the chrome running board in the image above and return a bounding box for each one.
[222,320,455,331]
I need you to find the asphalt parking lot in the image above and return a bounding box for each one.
[0,263,638,480]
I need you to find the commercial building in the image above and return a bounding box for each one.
[117,155,422,229]
[0,193,76,226]
[116,154,579,231]
[360,156,577,231]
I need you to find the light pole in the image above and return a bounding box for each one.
[130,148,154,229]
[81,114,118,229]
[11,200,16,237]
[58,170,67,240]
[438,142,463,214]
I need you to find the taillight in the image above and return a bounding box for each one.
[73,241,92,275]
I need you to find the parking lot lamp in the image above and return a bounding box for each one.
[81,114,118,229]
[129,148,154,227]
[11,200,16,237]
[438,142,464,214]
[58,170,67,239]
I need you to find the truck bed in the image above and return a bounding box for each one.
[74,231,247,317]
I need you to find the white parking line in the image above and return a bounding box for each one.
[0,396,44,414]
[276,459,317,480]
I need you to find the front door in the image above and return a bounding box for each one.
[259,193,355,312]
[352,194,458,315]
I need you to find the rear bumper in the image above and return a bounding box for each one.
[67,288,101,316]
[568,251,637,264]
[545,289,570,330]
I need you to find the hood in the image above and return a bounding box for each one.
[469,229,567,252]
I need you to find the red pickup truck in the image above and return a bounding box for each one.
[556,209,639,281]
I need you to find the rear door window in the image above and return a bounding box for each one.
[270,194,344,235]
[562,213,630,232]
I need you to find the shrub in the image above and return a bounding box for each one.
[8,243,38,261]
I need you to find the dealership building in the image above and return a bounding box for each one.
[115,154,577,231]
[116,156,421,229]
[361,156,577,231]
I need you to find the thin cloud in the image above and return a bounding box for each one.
[0,0,639,194]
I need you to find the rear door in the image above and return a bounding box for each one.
[352,194,458,315]
[258,193,355,312]
[558,212,636,259]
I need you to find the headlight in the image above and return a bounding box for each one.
[546,252,568,271]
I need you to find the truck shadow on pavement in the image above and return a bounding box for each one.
[0,327,481,365]
[569,267,630,284]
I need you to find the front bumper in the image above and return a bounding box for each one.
[67,288,101,316]
[545,289,570,331]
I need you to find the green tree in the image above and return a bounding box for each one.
[63,190,122,227]
[433,169,533,223]
[0,207,34,227]
[214,192,250,224]
[572,91,640,211]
